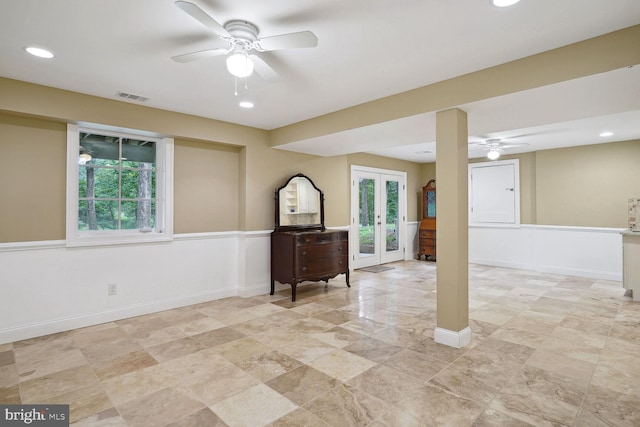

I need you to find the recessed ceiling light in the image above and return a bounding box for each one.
[493,0,521,7]
[239,101,254,109]
[599,131,614,137]
[25,46,54,59]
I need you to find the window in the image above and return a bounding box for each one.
[66,123,173,246]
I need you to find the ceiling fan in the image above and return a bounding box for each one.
[469,138,529,160]
[171,1,318,82]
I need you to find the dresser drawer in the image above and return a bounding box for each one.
[296,241,347,276]
[297,241,347,258]
[297,256,348,276]
[420,230,435,239]
[420,238,436,246]
[297,231,347,244]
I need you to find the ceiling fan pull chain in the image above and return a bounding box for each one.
[234,76,238,96]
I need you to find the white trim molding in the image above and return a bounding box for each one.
[434,326,472,348]
[65,123,174,248]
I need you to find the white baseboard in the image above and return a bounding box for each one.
[0,288,236,344]
[469,257,533,272]
[240,283,272,298]
[434,326,472,348]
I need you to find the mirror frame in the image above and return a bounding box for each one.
[274,173,325,232]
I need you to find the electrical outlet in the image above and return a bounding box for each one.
[108,283,117,296]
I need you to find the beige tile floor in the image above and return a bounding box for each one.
[1,261,639,426]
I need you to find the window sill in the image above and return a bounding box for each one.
[65,232,172,248]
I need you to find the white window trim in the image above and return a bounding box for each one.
[66,123,173,247]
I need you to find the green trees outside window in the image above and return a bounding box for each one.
[78,132,156,231]
[358,178,399,252]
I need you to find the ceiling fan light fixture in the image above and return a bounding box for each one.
[226,52,254,78]
[239,100,254,109]
[78,153,92,164]
[493,0,521,7]
[487,149,501,160]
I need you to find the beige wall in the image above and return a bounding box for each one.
[174,139,241,233]
[2,68,639,242]
[0,110,353,241]
[242,142,349,230]
[2,100,637,244]
[463,140,639,228]
[536,140,640,227]
[0,113,66,242]
[0,106,418,242]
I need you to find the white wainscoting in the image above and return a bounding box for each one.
[469,225,624,281]
[0,231,272,344]
[1,224,621,344]
[407,221,419,260]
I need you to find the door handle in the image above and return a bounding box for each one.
[505,188,514,192]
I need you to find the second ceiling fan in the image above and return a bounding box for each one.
[469,138,529,160]
[171,1,318,82]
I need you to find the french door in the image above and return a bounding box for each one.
[351,166,406,269]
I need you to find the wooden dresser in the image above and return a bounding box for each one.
[418,179,436,261]
[271,229,349,301]
[270,173,350,301]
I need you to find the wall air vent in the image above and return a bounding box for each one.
[115,92,150,103]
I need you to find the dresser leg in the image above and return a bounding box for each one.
[270,278,275,295]
[291,284,297,302]
[345,270,350,288]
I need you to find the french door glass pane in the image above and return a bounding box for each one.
[385,180,399,251]
[359,178,375,255]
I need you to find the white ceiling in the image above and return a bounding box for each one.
[1,0,639,162]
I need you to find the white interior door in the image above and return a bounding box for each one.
[351,166,406,269]
[469,160,520,225]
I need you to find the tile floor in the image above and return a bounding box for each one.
[1,261,639,426]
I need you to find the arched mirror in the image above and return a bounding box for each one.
[274,173,325,231]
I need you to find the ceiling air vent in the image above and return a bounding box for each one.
[115,92,150,103]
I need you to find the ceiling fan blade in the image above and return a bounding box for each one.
[171,48,228,63]
[175,1,230,38]
[500,143,530,148]
[256,31,318,51]
[250,55,281,82]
